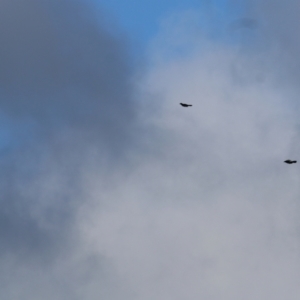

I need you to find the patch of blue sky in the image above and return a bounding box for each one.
[0,110,38,157]
[95,0,201,44]
[94,0,253,48]
[0,114,18,153]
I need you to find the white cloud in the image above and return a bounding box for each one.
[2,2,300,299]
[77,11,300,300]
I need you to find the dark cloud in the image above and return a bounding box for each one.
[0,0,138,275]
[0,0,137,147]
[2,0,300,299]
[251,0,300,90]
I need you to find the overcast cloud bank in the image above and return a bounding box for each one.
[1,0,300,299]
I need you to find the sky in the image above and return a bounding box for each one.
[95,0,209,45]
[94,0,250,55]
[1,0,300,299]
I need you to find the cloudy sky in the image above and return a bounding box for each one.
[1,0,300,299]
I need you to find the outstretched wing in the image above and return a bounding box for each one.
[180,103,192,107]
[284,160,297,164]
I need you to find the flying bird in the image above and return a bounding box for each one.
[180,103,192,107]
[284,160,297,164]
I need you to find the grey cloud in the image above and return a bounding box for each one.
[2,0,300,299]
[0,0,138,281]
[78,3,300,299]
[250,0,300,91]
[0,0,136,147]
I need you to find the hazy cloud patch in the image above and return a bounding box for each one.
[2,0,300,299]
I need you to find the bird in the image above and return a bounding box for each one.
[284,160,297,164]
[180,103,192,107]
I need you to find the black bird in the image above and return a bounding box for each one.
[180,103,192,107]
[284,160,297,164]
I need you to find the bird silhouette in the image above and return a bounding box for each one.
[284,160,297,164]
[180,103,192,107]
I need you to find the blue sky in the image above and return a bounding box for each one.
[95,0,241,48]
[93,0,245,56]
[96,0,201,43]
